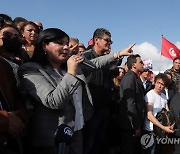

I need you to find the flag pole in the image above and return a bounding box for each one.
[158,34,163,73]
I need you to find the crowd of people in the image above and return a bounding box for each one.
[0,13,180,154]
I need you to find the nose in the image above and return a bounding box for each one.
[31,30,37,34]
[63,44,69,50]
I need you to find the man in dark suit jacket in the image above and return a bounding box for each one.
[117,54,145,154]
[137,69,153,96]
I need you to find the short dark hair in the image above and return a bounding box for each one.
[0,14,13,23]
[0,24,22,55]
[70,38,79,43]
[13,17,27,25]
[79,43,86,50]
[0,23,20,33]
[154,73,169,87]
[173,57,180,63]
[32,28,69,65]
[127,54,141,70]
[93,28,111,42]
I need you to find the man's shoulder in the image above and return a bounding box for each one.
[0,57,12,69]
[146,89,154,94]
[124,70,136,78]
[21,61,39,67]
[145,89,154,98]
[82,49,93,55]
[160,91,167,99]
[18,62,41,73]
[81,49,96,59]
[146,79,152,85]
[121,71,136,85]
[164,67,173,73]
[137,76,142,82]
[0,57,15,80]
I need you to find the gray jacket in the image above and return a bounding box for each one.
[18,54,116,147]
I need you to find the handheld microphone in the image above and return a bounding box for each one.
[69,54,97,70]
[54,124,73,145]
[54,124,73,154]
[78,53,97,69]
[81,59,97,69]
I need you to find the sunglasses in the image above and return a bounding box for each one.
[2,31,22,39]
[99,37,113,44]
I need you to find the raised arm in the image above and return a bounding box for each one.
[113,43,135,59]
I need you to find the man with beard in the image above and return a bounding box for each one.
[0,24,27,154]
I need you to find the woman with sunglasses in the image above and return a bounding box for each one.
[0,24,27,154]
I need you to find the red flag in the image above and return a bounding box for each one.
[161,36,180,60]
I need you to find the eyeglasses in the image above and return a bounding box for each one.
[2,31,22,39]
[99,37,113,44]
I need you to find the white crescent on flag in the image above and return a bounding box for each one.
[161,37,179,60]
[169,48,177,57]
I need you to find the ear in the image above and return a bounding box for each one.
[42,42,48,52]
[21,30,25,38]
[132,62,136,69]
[94,37,98,44]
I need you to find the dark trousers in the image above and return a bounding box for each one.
[83,108,109,154]
[119,129,142,154]
[23,130,83,154]
[65,129,83,154]
[0,145,18,154]
[26,146,57,154]
[0,138,22,154]
[101,114,121,154]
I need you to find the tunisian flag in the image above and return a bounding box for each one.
[161,36,180,60]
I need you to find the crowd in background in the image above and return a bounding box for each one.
[0,13,180,154]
